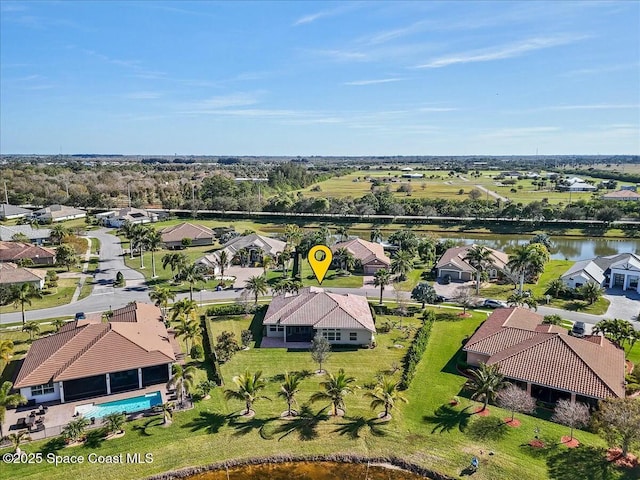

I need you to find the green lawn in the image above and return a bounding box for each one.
[626,342,640,365]
[90,237,101,254]
[300,261,363,288]
[0,278,78,315]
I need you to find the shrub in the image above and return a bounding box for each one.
[207,304,253,316]
[377,321,392,333]
[399,311,435,389]
[190,344,204,360]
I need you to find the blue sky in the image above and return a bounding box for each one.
[1,1,639,156]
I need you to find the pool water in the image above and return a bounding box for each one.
[75,391,162,419]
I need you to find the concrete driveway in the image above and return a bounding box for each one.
[433,280,474,300]
[226,266,264,288]
[604,288,640,321]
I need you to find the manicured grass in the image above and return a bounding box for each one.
[300,261,363,288]
[90,237,101,254]
[5,306,637,480]
[626,342,640,365]
[0,278,78,314]
[77,278,93,301]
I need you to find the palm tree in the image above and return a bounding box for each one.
[283,224,303,246]
[11,283,43,325]
[118,221,136,259]
[245,275,268,304]
[278,371,303,417]
[336,225,349,242]
[170,298,198,323]
[50,224,70,245]
[370,227,382,243]
[507,291,538,310]
[157,401,174,425]
[546,278,566,298]
[174,318,202,355]
[102,412,126,435]
[215,250,230,279]
[0,340,14,363]
[0,381,26,437]
[391,250,414,281]
[150,285,176,319]
[62,416,90,443]
[224,370,270,415]
[310,369,358,416]
[262,255,273,274]
[317,225,331,245]
[578,282,605,305]
[6,431,31,453]
[507,244,539,294]
[237,247,250,267]
[179,262,206,301]
[276,249,292,277]
[130,224,148,268]
[22,321,41,341]
[162,252,188,279]
[167,364,197,406]
[464,245,493,295]
[144,227,162,278]
[465,363,509,412]
[52,318,67,332]
[366,377,408,419]
[334,247,354,272]
[373,268,392,305]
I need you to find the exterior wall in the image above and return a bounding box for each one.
[20,383,61,403]
[562,272,595,290]
[318,328,373,345]
[363,262,388,274]
[266,325,285,338]
[164,238,213,249]
[0,279,44,290]
[465,351,490,367]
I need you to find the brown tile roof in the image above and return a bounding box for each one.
[263,287,376,332]
[0,262,47,285]
[435,245,508,273]
[161,222,214,243]
[0,242,56,262]
[602,190,640,199]
[465,308,625,399]
[332,238,390,266]
[14,302,175,388]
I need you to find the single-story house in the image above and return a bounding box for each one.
[0,225,52,245]
[561,252,640,293]
[464,307,625,405]
[602,190,640,201]
[0,204,32,220]
[263,287,376,347]
[0,242,56,265]
[199,233,286,273]
[0,262,47,289]
[96,207,159,228]
[331,238,391,274]
[435,245,508,282]
[32,205,86,223]
[13,302,177,404]
[161,222,215,249]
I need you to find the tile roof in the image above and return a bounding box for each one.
[0,262,47,285]
[14,302,175,388]
[435,245,508,273]
[161,222,214,242]
[602,190,640,199]
[0,242,56,262]
[201,234,286,267]
[33,205,86,219]
[263,287,376,332]
[332,238,390,266]
[464,308,625,399]
[0,225,52,242]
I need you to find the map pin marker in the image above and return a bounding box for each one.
[308,245,333,285]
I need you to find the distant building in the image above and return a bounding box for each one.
[32,205,86,223]
[331,238,390,274]
[198,233,285,274]
[401,173,424,178]
[160,222,215,249]
[400,167,414,172]
[0,204,32,220]
[561,253,640,293]
[602,190,640,201]
[435,245,508,282]
[96,207,159,228]
[0,242,56,266]
[0,225,51,245]
[0,262,47,289]
[620,185,638,192]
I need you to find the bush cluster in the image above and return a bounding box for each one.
[399,311,435,390]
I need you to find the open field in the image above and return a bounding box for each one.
[5,307,636,480]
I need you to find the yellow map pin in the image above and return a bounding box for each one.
[308,245,333,285]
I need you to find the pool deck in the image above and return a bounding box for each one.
[3,385,167,441]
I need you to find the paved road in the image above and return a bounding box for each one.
[474,184,509,202]
[0,229,149,324]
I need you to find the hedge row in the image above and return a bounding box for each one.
[399,311,436,390]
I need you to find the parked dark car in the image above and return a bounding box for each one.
[75,312,86,320]
[442,274,451,285]
[570,321,586,337]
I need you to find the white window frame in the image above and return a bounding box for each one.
[31,381,54,396]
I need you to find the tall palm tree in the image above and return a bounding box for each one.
[170,298,198,324]
[144,227,162,278]
[11,283,43,325]
[507,245,538,294]
[370,227,383,243]
[167,364,197,406]
[0,381,27,437]
[22,321,41,341]
[245,275,268,304]
[118,221,136,259]
[179,262,206,301]
[174,318,202,355]
[150,285,176,319]
[262,255,273,274]
[278,371,303,417]
[224,370,270,415]
[50,224,70,245]
[464,245,493,295]
[52,318,67,332]
[276,249,292,277]
[6,431,31,453]
[336,225,349,242]
[373,268,392,305]
[130,224,148,268]
[215,250,230,279]
[161,252,188,279]
[391,250,414,281]
[366,377,408,419]
[0,340,14,363]
[465,363,509,412]
[310,369,358,416]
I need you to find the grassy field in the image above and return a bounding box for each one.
[0,278,78,315]
[5,307,637,480]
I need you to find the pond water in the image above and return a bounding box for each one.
[436,234,638,261]
[186,461,429,480]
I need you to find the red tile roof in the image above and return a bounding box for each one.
[332,238,390,267]
[464,308,625,399]
[435,245,508,273]
[161,222,214,243]
[15,302,175,388]
[0,242,56,262]
[0,262,47,285]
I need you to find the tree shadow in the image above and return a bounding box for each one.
[270,370,314,382]
[333,415,388,439]
[272,405,329,441]
[182,411,229,434]
[547,446,617,480]
[441,347,465,375]
[39,437,66,455]
[249,310,265,346]
[423,405,473,434]
[228,414,277,438]
[465,416,509,441]
[131,417,164,437]
[83,428,106,448]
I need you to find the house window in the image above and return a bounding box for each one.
[322,329,341,341]
[30,381,54,396]
[349,332,357,341]
[269,325,284,332]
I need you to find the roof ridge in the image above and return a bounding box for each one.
[53,324,110,380]
[558,335,618,397]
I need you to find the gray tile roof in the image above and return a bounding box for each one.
[0,225,51,242]
[0,204,32,218]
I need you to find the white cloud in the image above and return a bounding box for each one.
[416,35,587,69]
[344,78,404,86]
[293,4,357,26]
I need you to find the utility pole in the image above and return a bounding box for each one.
[127,182,132,208]
[3,181,8,204]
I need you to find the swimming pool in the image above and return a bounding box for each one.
[75,391,162,419]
